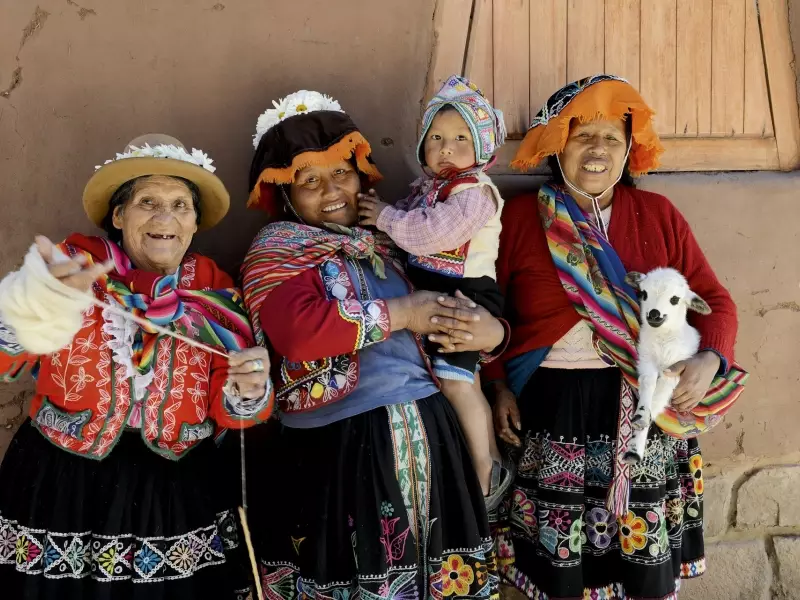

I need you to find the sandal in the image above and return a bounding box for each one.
[484,456,516,511]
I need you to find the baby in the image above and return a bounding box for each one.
[359,75,510,507]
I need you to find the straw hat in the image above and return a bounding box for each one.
[83,133,230,231]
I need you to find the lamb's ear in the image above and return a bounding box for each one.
[625,272,645,289]
[688,292,712,315]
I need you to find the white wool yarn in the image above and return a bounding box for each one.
[0,245,93,355]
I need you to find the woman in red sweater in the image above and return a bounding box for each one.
[484,75,742,599]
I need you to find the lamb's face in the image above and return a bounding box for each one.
[626,268,711,330]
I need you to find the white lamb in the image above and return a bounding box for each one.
[623,268,711,464]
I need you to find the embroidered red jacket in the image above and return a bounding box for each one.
[258,254,432,414]
[0,250,274,461]
[259,253,509,415]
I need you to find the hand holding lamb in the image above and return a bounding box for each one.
[623,268,711,464]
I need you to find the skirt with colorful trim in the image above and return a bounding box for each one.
[244,392,500,599]
[492,368,705,600]
[0,420,251,600]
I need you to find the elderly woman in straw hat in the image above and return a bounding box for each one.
[483,75,746,598]
[0,134,273,599]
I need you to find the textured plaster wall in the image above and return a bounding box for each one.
[0,0,438,449]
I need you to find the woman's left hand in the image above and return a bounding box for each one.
[227,347,271,399]
[667,351,721,413]
[428,291,505,353]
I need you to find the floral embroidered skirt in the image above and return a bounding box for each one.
[0,420,251,600]
[245,393,500,599]
[493,368,705,600]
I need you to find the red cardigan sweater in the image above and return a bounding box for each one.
[482,184,738,381]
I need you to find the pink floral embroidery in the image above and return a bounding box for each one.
[378,515,410,566]
[49,314,98,403]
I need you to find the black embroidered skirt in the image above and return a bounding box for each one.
[493,368,705,600]
[0,420,250,600]
[245,392,500,599]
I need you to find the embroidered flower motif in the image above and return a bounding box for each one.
[666,498,684,527]
[364,302,389,338]
[569,518,585,554]
[64,538,88,573]
[380,501,394,517]
[689,454,704,494]
[618,511,648,555]
[441,554,475,596]
[0,526,16,560]
[74,331,99,353]
[658,515,669,553]
[510,490,537,533]
[189,347,209,368]
[585,507,618,549]
[15,534,41,565]
[70,366,95,392]
[546,509,572,533]
[43,540,61,568]
[378,515,409,566]
[168,540,196,572]
[97,544,117,575]
[134,543,163,575]
[473,559,489,587]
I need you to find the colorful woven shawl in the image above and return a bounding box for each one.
[538,183,748,516]
[61,234,253,374]
[241,221,396,346]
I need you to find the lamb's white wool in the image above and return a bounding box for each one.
[624,267,711,464]
[0,244,93,354]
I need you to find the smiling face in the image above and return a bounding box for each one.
[423,108,477,174]
[111,175,198,274]
[557,118,629,197]
[288,160,362,227]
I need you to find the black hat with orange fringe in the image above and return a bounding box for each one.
[512,74,664,176]
[247,91,382,217]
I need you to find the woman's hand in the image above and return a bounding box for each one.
[357,189,390,227]
[227,347,271,399]
[428,291,504,353]
[492,381,522,447]
[667,351,721,413]
[387,290,476,335]
[36,236,114,293]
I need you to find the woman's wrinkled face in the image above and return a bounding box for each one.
[112,175,198,274]
[289,160,361,227]
[557,118,628,196]
[423,109,476,174]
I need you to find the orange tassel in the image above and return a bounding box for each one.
[247,132,383,209]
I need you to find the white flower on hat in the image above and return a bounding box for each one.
[95,144,216,173]
[253,90,343,148]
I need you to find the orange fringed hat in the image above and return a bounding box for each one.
[247,90,382,217]
[512,74,664,176]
